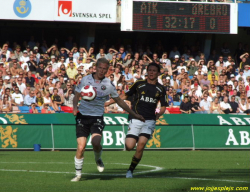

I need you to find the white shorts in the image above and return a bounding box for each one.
[126,119,156,140]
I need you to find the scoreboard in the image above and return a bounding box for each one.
[121,0,238,34]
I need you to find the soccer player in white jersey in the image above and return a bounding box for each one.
[106,63,168,178]
[71,58,144,182]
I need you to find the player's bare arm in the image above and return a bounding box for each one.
[112,96,145,122]
[73,92,81,116]
[155,106,166,120]
[104,93,127,107]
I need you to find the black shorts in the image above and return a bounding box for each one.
[75,113,105,138]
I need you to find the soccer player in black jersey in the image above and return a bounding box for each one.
[107,63,168,178]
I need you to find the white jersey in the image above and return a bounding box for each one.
[75,74,119,116]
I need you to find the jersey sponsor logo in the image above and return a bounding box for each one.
[58,0,72,17]
[140,96,157,103]
[141,91,145,94]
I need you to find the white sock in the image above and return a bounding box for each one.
[94,150,102,162]
[74,156,84,176]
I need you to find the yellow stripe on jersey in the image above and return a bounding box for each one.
[129,79,145,89]
[135,87,140,114]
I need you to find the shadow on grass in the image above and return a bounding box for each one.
[74,168,250,182]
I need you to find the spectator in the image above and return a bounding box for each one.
[243,65,250,77]
[95,48,106,60]
[66,62,78,79]
[215,56,226,67]
[238,98,247,114]
[29,103,39,113]
[51,88,64,111]
[229,95,239,113]
[64,88,74,108]
[24,90,36,106]
[25,71,36,87]
[245,97,250,114]
[11,87,23,106]
[200,74,210,88]
[199,94,210,114]
[41,104,55,113]
[169,46,180,59]
[36,63,45,78]
[190,96,202,114]
[0,94,12,113]
[236,69,246,82]
[20,50,29,63]
[220,96,232,114]
[160,52,171,66]
[187,59,198,76]
[3,76,11,89]
[27,54,38,74]
[123,67,133,83]
[14,45,23,60]
[180,96,190,114]
[210,97,223,114]
[36,92,44,107]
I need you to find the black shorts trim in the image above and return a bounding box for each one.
[126,134,139,142]
[139,133,151,140]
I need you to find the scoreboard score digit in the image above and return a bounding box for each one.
[121,0,238,34]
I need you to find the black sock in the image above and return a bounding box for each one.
[128,156,141,172]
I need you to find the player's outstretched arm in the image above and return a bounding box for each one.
[112,96,145,122]
[73,92,81,116]
[104,94,127,107]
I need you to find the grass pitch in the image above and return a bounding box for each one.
[0,151,249,192]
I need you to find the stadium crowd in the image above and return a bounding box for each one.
[0,39,249,114]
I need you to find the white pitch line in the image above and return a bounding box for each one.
[0,168,248,183]
[143,176,250,183]
[0,162,249,183]
[0,162,163,176]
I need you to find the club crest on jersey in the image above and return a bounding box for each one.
[101,85,106,90]
[155,91,160,97]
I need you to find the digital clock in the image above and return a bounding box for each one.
[121,0,238,34]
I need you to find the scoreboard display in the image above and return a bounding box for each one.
[121,0,238,34]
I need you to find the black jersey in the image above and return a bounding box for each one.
[125,80,168,120]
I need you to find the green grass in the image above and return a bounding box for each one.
[0,151,249,192]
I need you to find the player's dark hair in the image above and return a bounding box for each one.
[96,58,109,67]
[147,63,160,72]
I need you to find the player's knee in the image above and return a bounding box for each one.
[77,144,85,153]
[125,144,134,151]
[136,143,146,151]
